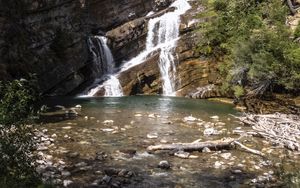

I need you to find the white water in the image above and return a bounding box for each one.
[81,36,123,97]
[82,0,190,97]
[87,75,123,97]
[120,0,191,95]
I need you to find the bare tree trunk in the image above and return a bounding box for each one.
[286,0,297,15]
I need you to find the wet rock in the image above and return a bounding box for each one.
[210,116,219,120]
[67,152,80,158]
[119,149,137,157]
[75,105,82,109]
[37,146,48,151]
[63,180,73,187]
[103,120,114,125]
[183,115,197,122]
[101,128,115,132]
[61,171,71,177]
[51,134,57,138]
[231,169,243,174]
[147,133,158,139]
[75,162,87,168]
[95,151,108,161]
[188,155,199,159]
[220,153,232,160]
[203,128,216,136]
[62,126,72,130]
[214,161,224,169]
[174,151,190,159]
[158,160,171,169]
[148,114,156,118]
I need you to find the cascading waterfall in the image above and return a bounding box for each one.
[82,36,123,97]
[83,0,190,97]
[120,0,191,96]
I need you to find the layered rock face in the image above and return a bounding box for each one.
[109,0,224,98]
[0,0,161,95]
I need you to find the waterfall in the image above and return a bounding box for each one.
[81,0,190,97]
[88,36,114,74]
[120,0,191,96]
[81,36,123,97]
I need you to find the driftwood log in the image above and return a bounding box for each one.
[147,138,235,151]
[147,137,264,157]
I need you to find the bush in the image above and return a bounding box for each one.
[0,76,41,187]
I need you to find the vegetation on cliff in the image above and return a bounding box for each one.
[0,76,41,187]
[197,0,300,99]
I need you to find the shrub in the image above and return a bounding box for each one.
[0,76,41,187]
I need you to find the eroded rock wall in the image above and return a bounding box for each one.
[0,0,161,95]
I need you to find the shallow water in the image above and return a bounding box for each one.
[40,96,300,187]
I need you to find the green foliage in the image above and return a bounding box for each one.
[0,76,41,187]
[198,0,300,96]
[233,85,245,98]
[294,23,300,39]
[0,75,40,126]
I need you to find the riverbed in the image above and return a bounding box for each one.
[37,96,300,187]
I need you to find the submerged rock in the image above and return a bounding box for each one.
[174,151,190,159]
[158,160,171,169]
[183,115,197,122]
[147,133,158,139]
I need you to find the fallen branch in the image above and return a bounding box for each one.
[147,138,235,151]
[235,113,300,151]
[233,141,265,157]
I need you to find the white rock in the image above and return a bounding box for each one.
[148,114,156,118]
[174,151,190,159]
[51,134,57,138]
[103,120,114,125]
[220,153,232,160]
[203,128,215,136]
[147,133,158,139]
[62,126,72,130]
[183,115,197,122]
[134,113,143,117]
[63,180,73,187]
[75,105,82,108]
[101,128,114,132]
[210,116,219,120]
[61,171,71,177]
[214,161,224,169]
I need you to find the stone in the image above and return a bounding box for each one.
[61,171,71,177]
[37,146,48,151]
[174,151,190,159]
[67,152,80,158]
[103,120,114,125]
[203,128,215,136]
[220,153,232,160]
[51,134,57,138]
[202,147,211,153]
[158,160,171,169]
[101,128,115,132]
[214,161,224,169]
[210,116,219,120]
[183,115,197,122]
[147,133,158,139]
[63,180,73,187]
[75,162,87,168]
[102,175,112,184]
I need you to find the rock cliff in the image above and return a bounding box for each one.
[0,0,223,97]
[0,0,164,95]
